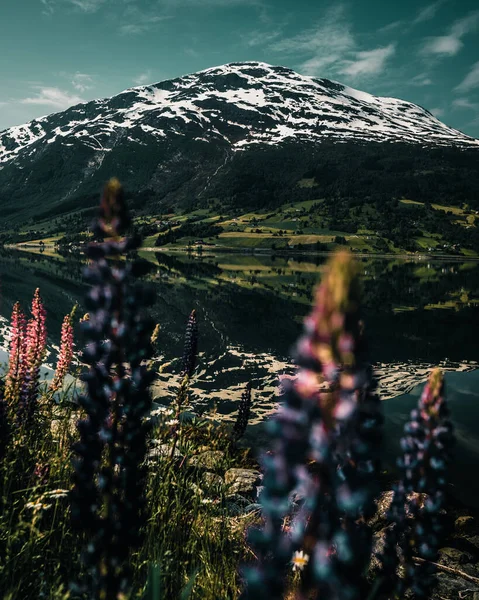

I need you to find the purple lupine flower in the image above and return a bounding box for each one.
[180,309,198,378]
[232,382,253,442]
[240,251,383,600]
[70,178,155,600]
[389,369,453,598]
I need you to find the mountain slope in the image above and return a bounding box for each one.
[0,61,478,226]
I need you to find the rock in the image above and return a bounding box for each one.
[189,483,203,497]
[368,490,436,531]
[147,444,183,461]
[225,468,262,500]
[189,450,225,471]
[437,546,473,566]
[434,571,479,599]
[244,503,262,514]
[201,472,224,488]
[368,524,404,576]
[455,515,478,536]
[225,494,252,516]
[179,410,198,425]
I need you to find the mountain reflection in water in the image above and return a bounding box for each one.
[0,248,477,418]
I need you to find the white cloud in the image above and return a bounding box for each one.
[421,10,479,56]
[340,44,396,78]
[20,87,84,109]
[377,20,404,34]
[67,0,107,12]
[410,73,433,86]
[40,0,115,14]
[117,7,173,35]
[270,4,356,77]
[243,28,283,48]
[413,0,447,25]
[72,72,93,92]
[455,61,479,93]
[452,98,479,111]
[40,0,55,15]
[421,35,463,56]
[133,71,153,85]
[429,107,445,117]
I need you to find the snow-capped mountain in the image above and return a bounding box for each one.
[0,61,478,225]
[1,61,478,166]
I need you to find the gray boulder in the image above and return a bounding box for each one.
[189,450,225,471]
[225,468,262,500]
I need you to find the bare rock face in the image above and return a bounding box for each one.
[224,468,262,499]
[188,450,226,471]
[368,490,432,531]
[455,515,478,536]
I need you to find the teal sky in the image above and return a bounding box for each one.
[1,0,478,137]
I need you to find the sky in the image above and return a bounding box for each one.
[1,0,478,137]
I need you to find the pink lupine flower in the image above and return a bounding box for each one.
[4,302,27,406]
[50,309,75,393]
[18,289,47,422]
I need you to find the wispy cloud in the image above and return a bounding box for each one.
[270,4,355,75]
[430,107,445,117]
[420,10,479,56]
[410,73,433,86]
[242,28,283,48]
[41,0,108,13]
[68,0,107,11]
[71,72,93,92]
[413,0,447,25]
[377,20,404,34]
[452,98,479,111]
[133,71,153,86]
[117,5,173,35]
[158,0,264,5]
[455,61,479,93]
[340,44,396,78]
[20,87,84,109]
[270,4,395,81]
[40,0,55,15]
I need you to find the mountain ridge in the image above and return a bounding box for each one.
[1,61,478,168]
[0,61,478,230]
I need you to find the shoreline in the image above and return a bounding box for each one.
[4,243,479,262]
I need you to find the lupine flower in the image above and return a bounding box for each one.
[168,310,199,461]
[50,305,77,392]
[4,301,27,407]
[70,178,155,600]
[232,382,253,441]
[180,309,198,378]
[34,463,50,486]
[0,388,8,460]
[240,251,383,600]
[378,369,454,598]
[18,289,47,425]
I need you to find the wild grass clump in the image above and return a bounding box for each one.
[0,178,457,600]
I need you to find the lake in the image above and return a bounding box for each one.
[0,248,478,504]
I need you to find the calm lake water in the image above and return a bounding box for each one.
[0,248,478,504]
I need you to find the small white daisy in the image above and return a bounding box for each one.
[291,550,309,572]
[166,418,179,427]
[45,489,69,499]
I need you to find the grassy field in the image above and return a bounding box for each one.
[5,197,478,259]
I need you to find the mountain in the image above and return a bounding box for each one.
[0,61,478,227]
